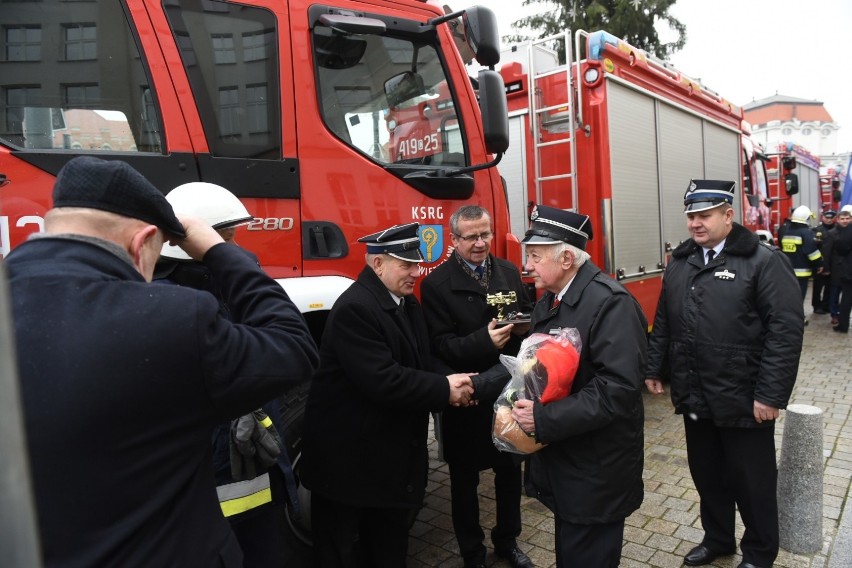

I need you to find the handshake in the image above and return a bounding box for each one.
[447,374,476,407]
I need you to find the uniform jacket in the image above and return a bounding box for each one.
[526,261,647,524]
[420,253,533,467]
[821,226,849,287]
[302,266,451,509]
[780,221,823,278]
[813,221,834,249]
[646,223,803,428]
[833,224,852,283]
[6,236,319,568]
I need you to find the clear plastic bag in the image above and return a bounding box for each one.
[492,328,582,454]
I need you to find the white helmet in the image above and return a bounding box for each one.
[841,204,852,214]
[790,205,815,224]
[161,182,252,260]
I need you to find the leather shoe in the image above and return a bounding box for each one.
[737,563,764,568]
[683,544,735,566]
[495,545,534,568]
[463,562,486,568]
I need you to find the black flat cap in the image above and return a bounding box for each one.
[358,222,424,262]
[52,157,186,238]
[522,204,593,250]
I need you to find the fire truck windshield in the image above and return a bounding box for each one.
[312,25,466,168]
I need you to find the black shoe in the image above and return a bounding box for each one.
[494,545,534,568]
[463,551,487,568]
[833,327,848,333]
[813,308,827,314]
[683,544,736,566]
[737,563,764,568]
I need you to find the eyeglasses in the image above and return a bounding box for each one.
[453,231,493,243]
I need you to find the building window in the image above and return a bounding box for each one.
[63,84,101,109]
[219,86,240,136]
[212,34,235,64]
[782,127,792,136]
[5,25,41,61]
[243,30,272,62]
[3,85,41,145]
[822,128,832,136]
[246,83,268,133]
[64,24,97,61]
[802,127,812,136]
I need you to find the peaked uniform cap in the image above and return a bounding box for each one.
[358,222,424,262]
[822,210,837,219]
[683,179,736,213]
[52,156,186,238]
[522,204,593,250]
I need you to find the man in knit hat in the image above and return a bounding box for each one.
[5,156,318,567]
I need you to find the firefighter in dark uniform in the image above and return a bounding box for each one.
[155,182,299,568]
[780,205,823,306]
[646,180,804,568]
[811,209,836,314]
[302,222,475,568]
[421,205,534,568]
[510,205,647,568]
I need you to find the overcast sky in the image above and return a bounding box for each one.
[472,0,852,159]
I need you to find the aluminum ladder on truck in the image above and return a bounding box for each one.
[526,31,578,213]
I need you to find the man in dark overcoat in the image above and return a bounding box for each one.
[302,222,474,568]
[5,156,319,567]
[420,205,533,568]
[510,205,647,568]
[646,180,804,568]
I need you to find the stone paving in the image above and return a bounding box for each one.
[407,308,852,568]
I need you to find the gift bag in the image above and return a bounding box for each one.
[492,328,581,454]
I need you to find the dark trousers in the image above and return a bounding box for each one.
[310,493,411,568]
[448,456,522,562]
[683,417,779,567]
[812,273,830,310]
[554,517,624,568]
[797,277,809,301]
[830,284,842,317]
[838,280,852,332]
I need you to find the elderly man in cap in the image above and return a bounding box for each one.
[645,180,803,568]
[4,156,319,567]
[508,205,647,568]
[301,222,474,568]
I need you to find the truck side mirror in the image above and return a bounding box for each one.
[478,69,509,154]
[384,71,426,109]
[785,173,799,196]
[462,6,500,67]
[834,189,842,202]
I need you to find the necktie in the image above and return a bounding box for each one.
[551,296,561,310]
[474,265,485,279]
[706,249,715,265]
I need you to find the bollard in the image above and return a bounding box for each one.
[777,404,823,554]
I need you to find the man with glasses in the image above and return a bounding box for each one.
[421,205,534,568]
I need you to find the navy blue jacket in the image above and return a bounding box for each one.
[302,266,450,509]
[647,223,803,427]
[7,237,318,568]
[527,261,647,524]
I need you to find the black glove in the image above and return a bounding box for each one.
[229,410,284,481]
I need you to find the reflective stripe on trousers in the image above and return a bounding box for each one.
[217,472,272,517]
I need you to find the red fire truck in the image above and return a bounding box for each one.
[493,30,769,319]
[763,142,823,230]
[0,0,510,548]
